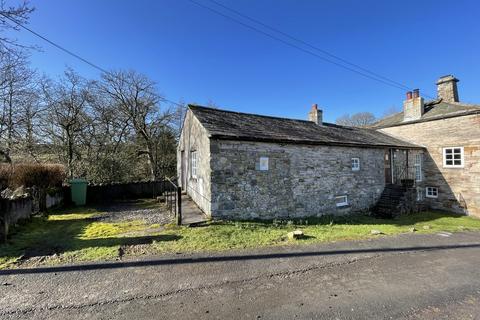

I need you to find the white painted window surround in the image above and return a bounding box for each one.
[191,150,198,178]
[443,147,464,168]
[259,157,269,171]
[426,187,438,198]
[351,158,360,171]
[335,195,349,207]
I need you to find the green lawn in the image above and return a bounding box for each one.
[1,207,480,270]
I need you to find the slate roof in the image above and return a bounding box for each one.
[372,100,480,128]
[188,105,422,149]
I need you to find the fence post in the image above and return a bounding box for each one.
[176,186,182,225]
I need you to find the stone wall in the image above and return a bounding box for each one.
[0,196,33,241]
[177,110,212,216]
[209,140,386,220]
[380,114,480,217]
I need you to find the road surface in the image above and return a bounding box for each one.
[1,232,480,319]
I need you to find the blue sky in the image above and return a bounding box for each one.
[9,0,480,122]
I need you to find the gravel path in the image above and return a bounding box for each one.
[92,200,173,225]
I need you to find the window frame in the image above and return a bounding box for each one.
[335,195,349,207]
[351,158,360,171]
[443,147,464,168]
[425,187,438,199]
[190,150,198,179]
[414,153,422,182]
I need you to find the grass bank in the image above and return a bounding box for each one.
[1,206,480,269]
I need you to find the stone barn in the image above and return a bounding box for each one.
[177,104,423,220]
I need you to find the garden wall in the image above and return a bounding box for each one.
[64,180,173,205]
[0,196,33,242]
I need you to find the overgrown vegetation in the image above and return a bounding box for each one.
[0,163,65,190]
[1,207,480,270]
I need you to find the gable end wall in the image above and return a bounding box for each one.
[177,110,212,216]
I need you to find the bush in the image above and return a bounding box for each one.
[0,163,66,190]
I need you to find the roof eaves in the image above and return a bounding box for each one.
[209,134,424,150]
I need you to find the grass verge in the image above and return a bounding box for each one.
[1,208,480,270]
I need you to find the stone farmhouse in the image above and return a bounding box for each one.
[374,75,480,217]
[177,75,479,220]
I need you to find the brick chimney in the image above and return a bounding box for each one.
[436,75,459,102]
[403,89,424,122]
[308,104,323,125]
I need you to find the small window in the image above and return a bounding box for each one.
[351,158,360,171]
[443,147,464,168]
[191,151,198,178]
[335,195,349,207]
[425,187,438,198]
[259,157,269,171]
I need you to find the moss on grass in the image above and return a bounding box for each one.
[1,208,480,270]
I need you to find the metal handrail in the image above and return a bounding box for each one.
[164,177,182,225]
[393,165,416,186]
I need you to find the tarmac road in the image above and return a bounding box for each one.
[1,232,480,319]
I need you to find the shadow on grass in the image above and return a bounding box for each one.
[2,242,480,275]
[215,211,471,228]
[0,214,181,262]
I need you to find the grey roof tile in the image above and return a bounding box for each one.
[189,104,422,149]
[372,100,480,128]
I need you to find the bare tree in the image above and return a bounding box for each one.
[98,70,177,180]
[41,69,92,178]
[0,0,34,53]
[336,112,377,127]
[0,49,38,162]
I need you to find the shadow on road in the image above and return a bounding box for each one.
[2,242,479,276]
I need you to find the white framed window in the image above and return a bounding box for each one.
[414,153,422,182]
[259,157,269,171]
[351,158,360,171]
[426,187,438,198]
[443,147,464,168]
[190,150,198,178]
[335,195,349,207]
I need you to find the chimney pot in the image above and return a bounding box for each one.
[412,89,419,99]
[406,91,413,100]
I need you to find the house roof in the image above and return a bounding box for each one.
[188,104,422,149]
[372,100,480,128]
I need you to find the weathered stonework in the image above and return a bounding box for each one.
[177,110,212,216]
[403,96,424,122]
[436,75,459,103]
[209,140,386,220]
[380,114,480,217]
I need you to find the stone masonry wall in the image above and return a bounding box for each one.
[210,140,386,220]
[380,114,480,217]
[177,110,212,216]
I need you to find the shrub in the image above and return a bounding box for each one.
[0,163,66,190]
